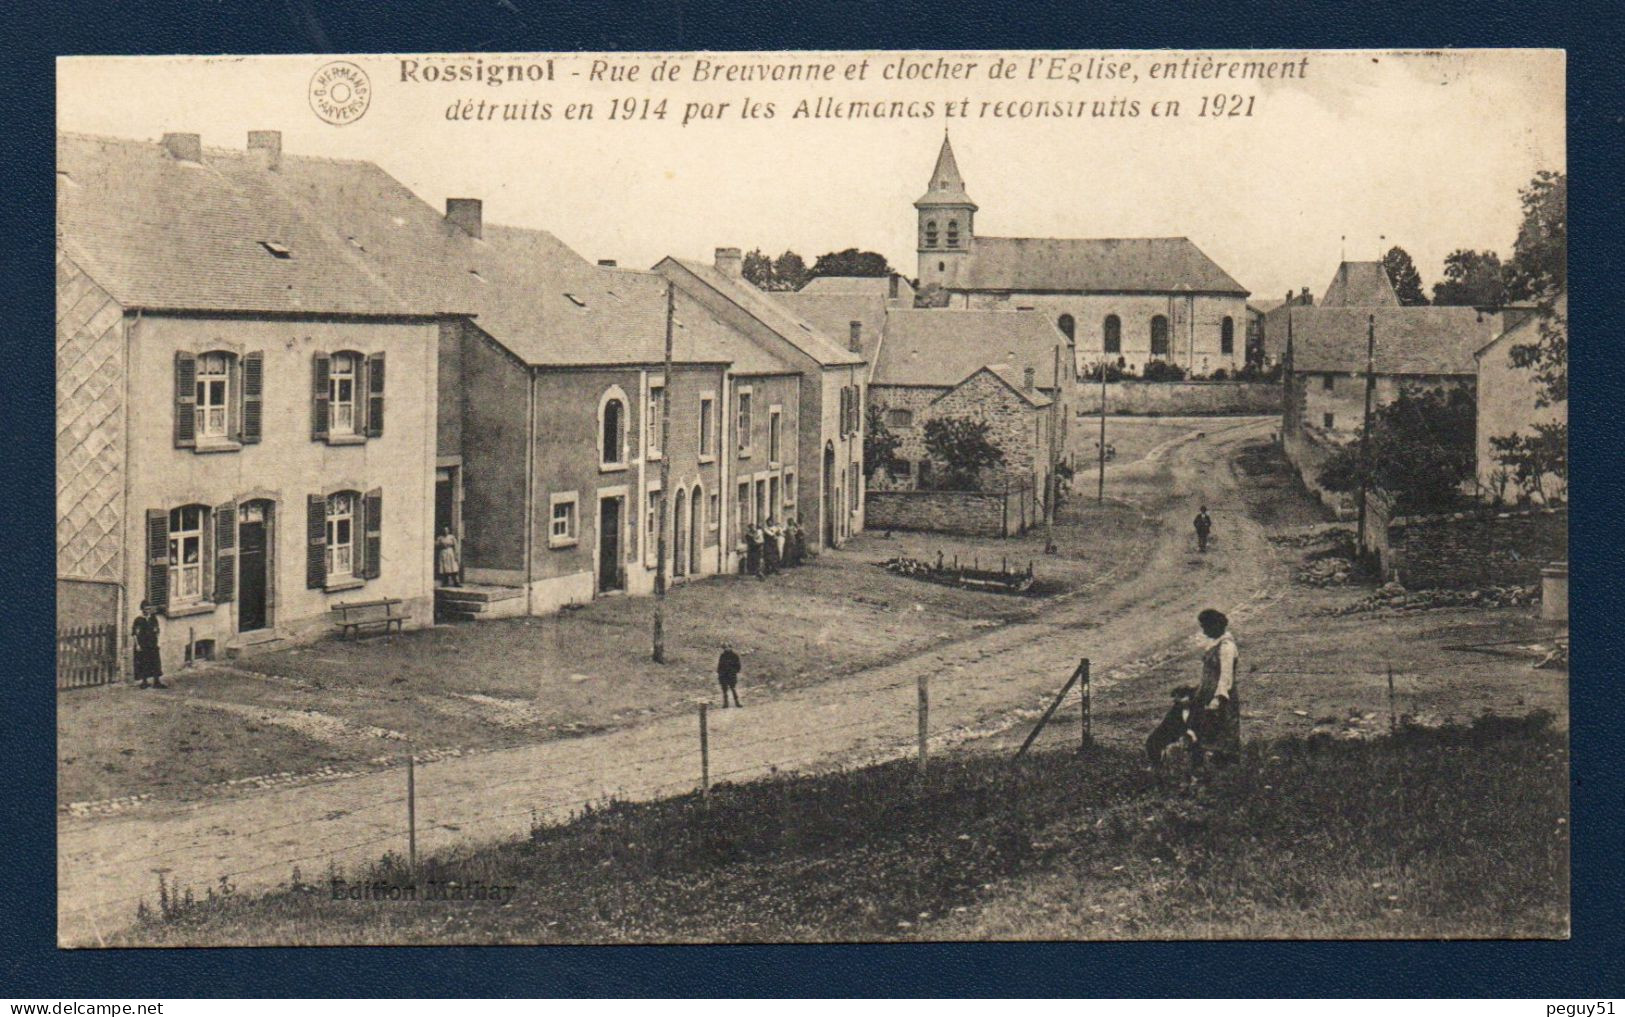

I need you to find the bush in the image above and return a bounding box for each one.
[1141,360,1187,383]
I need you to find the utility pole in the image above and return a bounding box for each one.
[652,282,675,663]
[1357,312,1376,551]
[1097,359,1107,503]
[1044,344,1059,552]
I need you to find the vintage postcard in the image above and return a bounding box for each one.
[55,49,1566,946]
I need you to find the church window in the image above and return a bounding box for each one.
[1103,315,1122,354]
[938,262,945,272]
[946,220,960,247]
[924,220,938,247]
[1057,314,1075,341]
[1150,315,1170,356]
[1221,316,1235,355]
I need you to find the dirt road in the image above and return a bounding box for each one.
[58,417,1281,945]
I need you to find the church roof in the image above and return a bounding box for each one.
[952,235,1249,296]
[797,274,915,302]
[914,134,977,210]
[1320,261,1401,307]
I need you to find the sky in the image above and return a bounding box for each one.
[57,50,1564,301]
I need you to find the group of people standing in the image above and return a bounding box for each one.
[741,518,805,579]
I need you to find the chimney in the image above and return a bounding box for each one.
[247,130,281,171]
[161,132,202,163]
[1300,286,1313,305]
[446,198,483,239]
[849,320,863,353]
[597,259,617,268]
[714,247,743,280]
[1023,366,1036,391]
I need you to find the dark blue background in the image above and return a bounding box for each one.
[4,0,1618,997]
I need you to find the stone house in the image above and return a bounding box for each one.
[1474,293,1566,502]
[55,132,449,663]
[913,135,1249,377]
[656,251,867,552]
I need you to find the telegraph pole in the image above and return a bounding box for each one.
[1044,344,1060,552]
[1097,359,1107,503]
[652,282,675,663]
[1356,312,1376,551]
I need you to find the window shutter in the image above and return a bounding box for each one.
[146,509,169,612]
[213,502,236,604]
[362,488,383,579]
[174,352,197,448]
[365,352,385,438]
[311,352,331,440]
[306,494,327,589]
[241,352,264,443]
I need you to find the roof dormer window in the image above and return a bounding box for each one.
[258,241,292,259]
[564,293,586,308]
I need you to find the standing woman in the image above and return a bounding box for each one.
[436,526,461,588]
[1193,608,1239,765]
[131,600,166,690]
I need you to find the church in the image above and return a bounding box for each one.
[914,135,1251,377]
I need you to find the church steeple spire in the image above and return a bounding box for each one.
[915,132,977,210]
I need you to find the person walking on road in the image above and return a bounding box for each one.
[1193,505,1213,553]
[716,641,743,708]
[1192,608,1240,766]
[131,600,167,689]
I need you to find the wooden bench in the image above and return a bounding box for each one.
[331,597,410,640]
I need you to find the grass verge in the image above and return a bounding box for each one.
[116,714,1567,944]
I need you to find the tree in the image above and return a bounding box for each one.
[1317,386,1476,513]
[1380,245,1428,306]
[863,405,901,481]
[771,251,810,292]
[1492,298,1568,503]
[922,417,1003,491]
[810,248,892,279]
[741,248,774,289]
[1507,300,1567,408]
[1431,249,1507,308]
[1504,170,1566,302]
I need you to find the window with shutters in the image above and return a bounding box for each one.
[195,353,231,439]
[646,381,664,460]
[645,487,662,565]
[168,504,208,608]
[850,462,861,512]
[329,353,361,435]
[326,492,357,580]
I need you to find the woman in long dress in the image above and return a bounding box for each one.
[436,527,461,587]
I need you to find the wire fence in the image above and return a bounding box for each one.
[60,647,1539,930]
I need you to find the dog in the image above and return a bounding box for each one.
[1145,684,1202,770]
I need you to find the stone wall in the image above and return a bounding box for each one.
[865,486,1033,538]
[1071,380,1281,416]
[1282,424,1357,519]
[1376,506,1567,589]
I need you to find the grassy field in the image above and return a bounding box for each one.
[59,499,1153,808]
[116,717,1568,944]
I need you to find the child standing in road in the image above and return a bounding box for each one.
[716,642,743,708]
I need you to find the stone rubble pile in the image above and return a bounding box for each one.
[1325,581,1541,616]
[1295,556,1355,587]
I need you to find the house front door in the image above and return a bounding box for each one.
[598,496,623,592]
[238,502,270,632]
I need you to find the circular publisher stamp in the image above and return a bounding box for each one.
[309,61,371,126]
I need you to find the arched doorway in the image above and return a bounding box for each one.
[672,488,687,578]
[689,484,703,576]
[822,442,837,548]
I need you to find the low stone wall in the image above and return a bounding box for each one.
[865,486,1033,537]
[1376,505,1568,589]
[1283,426,1357,519]
[1072,379,1281,416]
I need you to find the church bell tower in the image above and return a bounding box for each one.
[915,133,977,292]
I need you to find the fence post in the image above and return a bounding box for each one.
[1080,658,1091,750]
[405,751,417,874]
[1387,664,1397,734]
[699,702,710,793]
[916,672,929,774]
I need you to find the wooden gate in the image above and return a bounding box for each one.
[57,624,119,690]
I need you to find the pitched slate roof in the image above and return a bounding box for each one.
[773,291,889,378]
[660,260,865,368]
[797,275,916,303]
[55,132,437,316]
[1286,306,1501,376]
[264,145,753,367]
[954,235,1248,295]
[872,309,1068,390]
[1320,261,1401,307]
